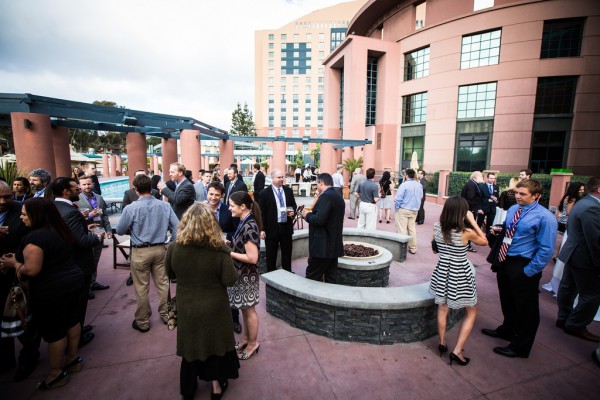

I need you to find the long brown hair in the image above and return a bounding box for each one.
[23,198,75,244]
[229,191,263,231]
[176,203,224,249]
[439,196,469,243]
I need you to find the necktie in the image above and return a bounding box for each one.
[498,207,522,262]
[276,188,286,222]
[203,184,207,199]
[488,184,493,194]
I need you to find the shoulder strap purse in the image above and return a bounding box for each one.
[166,280,177,331]
[1,273,30,338]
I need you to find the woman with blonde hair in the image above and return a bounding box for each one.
[165,203,240,400]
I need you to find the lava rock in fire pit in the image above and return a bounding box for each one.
[343,243,379,258]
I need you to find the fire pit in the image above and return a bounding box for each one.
[338,242,392,287]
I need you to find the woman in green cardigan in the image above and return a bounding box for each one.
[165,203,240,400]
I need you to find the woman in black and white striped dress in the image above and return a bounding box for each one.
[429,197,487,366]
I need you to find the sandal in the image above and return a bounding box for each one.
[239,344,260,360]
[64,356,83,373]
[37,370,68,390]
[234,341,248,351]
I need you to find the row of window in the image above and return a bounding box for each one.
[269,33,326,41]
[404,18,585,81]
[267,76,325,84]
[268,85,325,92]
[269,94,324,102]
[266,128,324,139]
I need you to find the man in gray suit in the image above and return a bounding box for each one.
[348,168,366,220]
[75,175,112,296]
[193,169,212,202]
[556,176,600,342]
[157,162,195,220]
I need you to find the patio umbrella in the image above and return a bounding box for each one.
[410,151,419,170]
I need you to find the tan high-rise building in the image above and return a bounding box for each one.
[255,1,366,158]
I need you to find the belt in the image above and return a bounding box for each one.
[131,243,165,248]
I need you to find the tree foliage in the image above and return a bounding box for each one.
[230,102,256,136]
[342,157,363,176]
[310,143,321,168]
[294,150,304,168]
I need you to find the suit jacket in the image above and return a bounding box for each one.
[194,181,209,202]
[160,178,196,220]
[479,183,499,213]
[305,187,345,259]
[0,201,30,255]
[224,178,248,204]
[75,192,112,232]
[350,174,366,194]
[55,200,101,276]
[216,203,238,241]
[258,185,297,239]
[558,195,600,270]
[122,188,160,208]
[461,180,482,213]
[253,171,265,194]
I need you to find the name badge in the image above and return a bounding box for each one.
[502,237,512,245]
[279,206,287,213]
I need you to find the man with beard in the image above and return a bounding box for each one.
[28,168,51,198]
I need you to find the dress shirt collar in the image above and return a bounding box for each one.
[55,197,73,206]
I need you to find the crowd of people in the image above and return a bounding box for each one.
[1,159,598,398]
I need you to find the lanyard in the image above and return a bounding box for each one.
[508,202,538,231]
[14,193,26,202]
[233,213,252,241]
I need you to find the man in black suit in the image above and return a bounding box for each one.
[0,181,41,381]
[478,172,499,233]
[224,165,248,204]
[556,177,600,342]
[157,162,196,220]
[259,169,297,273]
[416,169,428,224]
[301,173,345,283]
[461,171,484,252]
[52,177,103,347]
[253,163,265,195]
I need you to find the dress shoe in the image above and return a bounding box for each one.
[481,328,511,341]
[493,346,528,358]
[88,292,95,300]
[467,247,477,252]
[564,328,600,342]
[131,320,149,333]
[233,321,242,334]
[348,216,355,220]
[82,325,93,335]
[126,276,134,286]
[91,282,110,291]
[37,370,69,390]
[555,319,565,329]
[78,332,95,348]
[449,352,470,366]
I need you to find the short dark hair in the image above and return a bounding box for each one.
[586,176,600,193]
[520,168,532,177]
[51,177,76,197]
[207,181,224,194]
[406,169,416,179]
[366,168,375,179]
[487,172,496,178]
[229,163,238,168]
[516,179,543,196]
[317,173,333,187]
[419,170,426,175]
[253,163,261,170]
[229,165,238,174]
[133,174,152,194]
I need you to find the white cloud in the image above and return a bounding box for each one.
[0,0,349,130]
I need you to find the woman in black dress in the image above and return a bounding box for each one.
[227,191,262,361]
[0,198,84,390]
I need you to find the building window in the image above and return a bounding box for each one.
[268,77,274,84]
[268,86,274,92]
[366,57,378,126]
[404,47,430,81]
[461,29,501,69]
[306,95,311,103]
[280,129,287,136]
[268,129,275,137]
[280,85,286,91]
[318,51,325,58]
[281,77,287,83]
[293,94,299,103]
[293,129,299,138]
[457,82,497,119]
[268,94,274,103]
[305,77,311,83]
[288,143,295,151]
[319,33,324,40]
[317,129,323,138]
[281,94,286,103]
[268,43,274,49]
[268,34,274,40]
[268,52,274,58]
[293,33,299,40]
[330,27,346,51]
[402,92,427,124]
[456,132,489,172]
[535,76,577,115]
[541,18,585,58]
[281,34,287,40]
[376,132,382,150]
[280,43,312,75]
[318,85,324,91]
[402,136,424,169]
[306,33,312,40]
[318,94,323,103]
[305,85,311,91]
[318,68,324,75]
[302,143,309,151]
[530,131,567,173]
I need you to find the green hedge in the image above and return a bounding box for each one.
[426,172,439,195]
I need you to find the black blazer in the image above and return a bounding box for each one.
[254,171,265,194]
[160,178,196,220]
[559,195,600,270]
[258,185,297,239]
[55,200,101,276]
[0,201,30,255]
[305,187,345,259]
[479,183,499,213]
[224,178,248,203]
[461,180,482,213]
[216,204,239,241]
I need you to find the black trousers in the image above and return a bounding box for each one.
[306,257,338,283]
[78,273,93,332]
[477,208,496,233]
[557,262,600,331]
[265,227,293,273]
[496,256,541,356]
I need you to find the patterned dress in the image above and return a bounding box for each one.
[428,222,477,309]
[228,215,261,309]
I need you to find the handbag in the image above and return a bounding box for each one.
[379,181,387,198]
[166,281,177,331]
[431,239,439,254]
[1,274,30,338]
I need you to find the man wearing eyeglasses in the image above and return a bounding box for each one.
[258,169,297,273]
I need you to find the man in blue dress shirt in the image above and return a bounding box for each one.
[482,179,557,358]
[394,169,423,254]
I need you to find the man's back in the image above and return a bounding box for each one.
[559,195,600,268]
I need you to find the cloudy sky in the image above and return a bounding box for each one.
[0,0,348,130]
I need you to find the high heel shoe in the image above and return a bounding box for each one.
[37,370,69,390]
[234,341,247,351]
[239,344,260,360]
[449,352,470,366]
[438,344,448,357]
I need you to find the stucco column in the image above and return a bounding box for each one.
[219,139,234,177]
[180,129,201,178]
[52,125,71,178]
[102,154,110,177]
[161,138,178,175]
[319,143,335,174]
[109,154,117,177]
[115,155,122,176]
[549,173,573,209]
[272,140,286,174]
[126,132,147,184]
[11,112,56,178]
[437,169,451,205]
